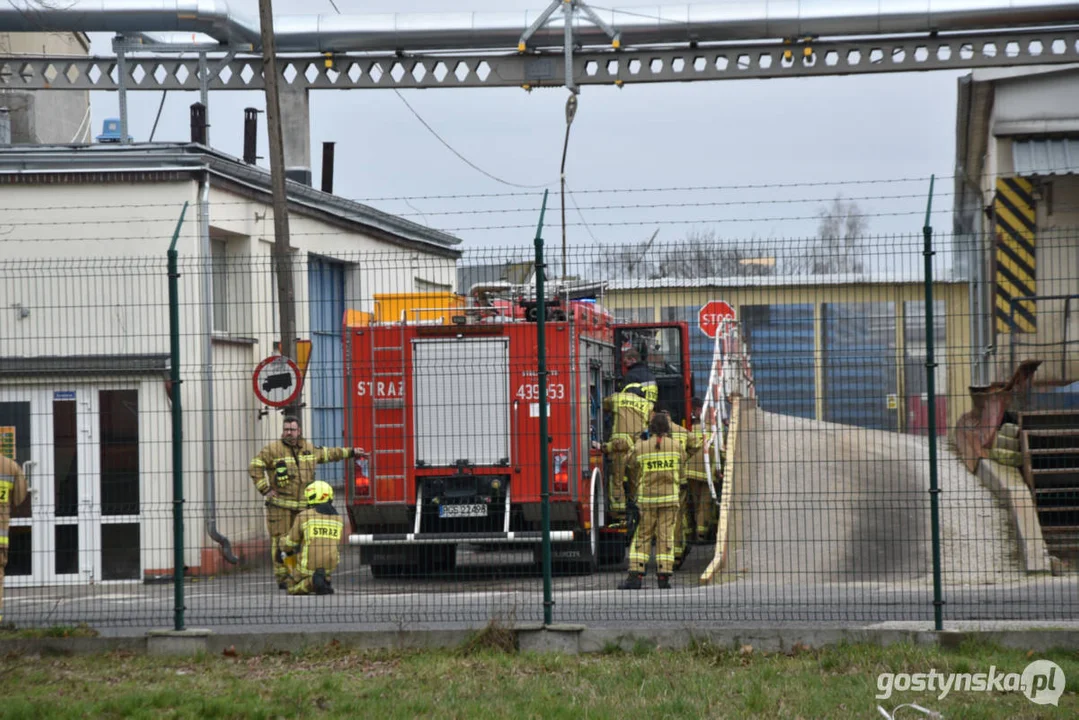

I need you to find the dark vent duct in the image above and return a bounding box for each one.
[190,102,207,145]
[243,107,259,165]
[321,141,335,194]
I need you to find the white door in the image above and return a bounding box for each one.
[0,385,142,586]
[0,387,94,585]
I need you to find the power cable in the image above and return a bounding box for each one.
[564,182,602,246]
[392,89,555,190]
[350,175,953,202]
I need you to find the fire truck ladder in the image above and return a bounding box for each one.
[368,322,409,504]
[700,317,754,504]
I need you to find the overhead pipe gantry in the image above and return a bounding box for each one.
[3,1,1079,168]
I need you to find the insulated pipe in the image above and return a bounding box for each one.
[2,1,1079,53]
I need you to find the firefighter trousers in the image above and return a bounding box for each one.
[628,505,677,575]
[689,478,717,537]
[607,443,629,519]
[288,570,333,596]
[266,505,300,583]
[673,484,690,558]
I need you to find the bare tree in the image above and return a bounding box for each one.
[788,195,868,275]
[657,229,776,279]
[595,228,778,281]
[594,229,662,281]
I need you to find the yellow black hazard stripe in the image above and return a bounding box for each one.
[994,177,1036,333]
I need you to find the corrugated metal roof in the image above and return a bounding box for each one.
[1013,138,1079,176]
[607,271,963,291]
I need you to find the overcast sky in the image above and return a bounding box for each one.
[87,0,965,269]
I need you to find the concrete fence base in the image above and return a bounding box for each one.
[4,625,1079,657]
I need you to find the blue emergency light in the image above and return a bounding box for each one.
[96,118,131,143]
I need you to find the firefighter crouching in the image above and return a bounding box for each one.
[618,412,687,590]
[249,415,364,589]
[0,455,29,625]
[278,481,343,595]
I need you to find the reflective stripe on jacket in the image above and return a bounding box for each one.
[626,436,686,508]
[281,504,343,574]
[685,430,709,480]
[250,440,353,510]
[668,423,703,485]
[0,455,29,542]
[603,391,651,441]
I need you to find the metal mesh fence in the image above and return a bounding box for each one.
[1,191,1078,634]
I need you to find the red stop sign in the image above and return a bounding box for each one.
[699,300,735,338]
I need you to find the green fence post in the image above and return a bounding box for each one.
[922,176,944,632]
[534,190,554,626]
[167,201,189,632]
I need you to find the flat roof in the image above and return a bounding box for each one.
[607,271,963,291]
[0,142,462,256]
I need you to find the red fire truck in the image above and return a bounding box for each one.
[342,287,693,576]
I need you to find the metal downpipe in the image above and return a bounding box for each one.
[199,172,238,564]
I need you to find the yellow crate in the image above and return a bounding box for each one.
[373,292,466,325]
[343,309,373,327]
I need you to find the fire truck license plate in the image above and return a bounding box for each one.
[439,504,487,518]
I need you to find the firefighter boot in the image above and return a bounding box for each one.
[673,544,692,571]
[617,572,643,590]
[657,573,672,590]
[312,569,334,595]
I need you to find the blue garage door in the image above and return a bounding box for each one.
[308,255,346,483]
[741,304,816,420]
[822,302,897,431]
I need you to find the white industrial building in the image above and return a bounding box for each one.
[954,63,1079,386]
[0,141,460,585]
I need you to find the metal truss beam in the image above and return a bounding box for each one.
[3,29,1079,92]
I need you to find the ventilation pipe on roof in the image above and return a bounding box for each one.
[321,142,335,195]
[190,102,208,145]
[1,1,1078,53]
[243,107,259,165]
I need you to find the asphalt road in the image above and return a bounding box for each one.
[6,543,1078,636]
[1,407,1063,635]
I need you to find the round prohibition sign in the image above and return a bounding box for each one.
[252,354,303,408]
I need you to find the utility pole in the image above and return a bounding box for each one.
[258,0,298,386]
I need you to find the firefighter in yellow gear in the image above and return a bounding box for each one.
[0,455,29,625]
[250,415,363,589]
[685,428,717,543]
[278,481,344,595]
[666,412,702,569]
[601,388,653,523]
[618,412,686,590]
[685,396,717,543]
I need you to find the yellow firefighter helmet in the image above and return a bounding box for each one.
[305,480,334,505]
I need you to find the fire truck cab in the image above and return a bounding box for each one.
[342,283,693,577]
